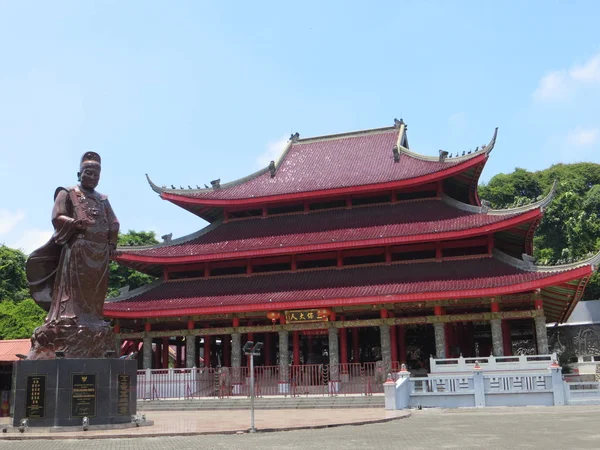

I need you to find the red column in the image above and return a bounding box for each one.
[397,325,407,364]
[162,337,169,369]
[293,331,300,366]
[352,327,360,363]
[265,332,273,366]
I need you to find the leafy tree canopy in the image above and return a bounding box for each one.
[0,299,46,340]
[480,163,600,300]
[107,230,159,298]
[0,245,29,302]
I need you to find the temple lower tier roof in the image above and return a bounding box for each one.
[116,193,551,270]
[104,250,600,323]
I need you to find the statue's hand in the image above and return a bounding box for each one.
[74,218,93,230]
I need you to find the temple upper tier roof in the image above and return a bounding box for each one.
[146,121,497,205]
[116,187,555,269]
[105,249,600,323]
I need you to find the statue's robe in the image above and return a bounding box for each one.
[26,186,119,325]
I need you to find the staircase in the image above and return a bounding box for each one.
[137,395,385,411]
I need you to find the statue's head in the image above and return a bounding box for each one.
[78,151,101,191]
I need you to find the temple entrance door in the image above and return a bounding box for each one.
[404,324,435,374]
[301,331,329,365]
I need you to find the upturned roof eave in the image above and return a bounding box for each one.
[114,206,543,270]
[103,252,592,319]
[153,153,489,209]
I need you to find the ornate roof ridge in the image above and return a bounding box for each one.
[492,248,600,272]
[398,128,498,163]
[294,125,397,144]
[442,179,557,215]
[105,278,164,303]
[116,220,224,252]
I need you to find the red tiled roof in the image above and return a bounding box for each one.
[104,256,587,318]
[0,339,30,362]
[152,128,485,201]
[118,200,537,260]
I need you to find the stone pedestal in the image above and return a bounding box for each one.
[12,358,137,427]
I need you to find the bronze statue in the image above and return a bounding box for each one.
[26,152,119,359]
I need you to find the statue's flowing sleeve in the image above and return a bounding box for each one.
[26,188,77,311]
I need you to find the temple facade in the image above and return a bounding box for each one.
[105,120,600,383]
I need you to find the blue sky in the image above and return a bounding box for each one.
[1,1,599,253]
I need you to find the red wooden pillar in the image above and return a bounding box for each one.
[162,337,169,369]
[352,327,360,363]
[293,331,300,366]
[204,334,211,368]
[265,332,273,366]
[339,315,348,373]
[397,325,407,364]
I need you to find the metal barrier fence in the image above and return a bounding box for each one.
[137,363,394,400]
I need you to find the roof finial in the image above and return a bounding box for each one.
[211,179,221,189]
[392,145,400,163]
[269,160,276,178]
[161,233,172,244]
[290,132,300,143]
[439,150,449,162]
[394,118,405,129]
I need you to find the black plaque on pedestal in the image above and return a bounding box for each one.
[25,375,46,418]
[12,358,137,427]
[117,374,130,415]
[71,373,97,418]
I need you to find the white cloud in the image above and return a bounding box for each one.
[0,209,25,235]
[566,127,599,147]
[533,52,600,102]
[256,135,289,167]
[9,229,53,254]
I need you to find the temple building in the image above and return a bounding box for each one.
[105,119,600,382]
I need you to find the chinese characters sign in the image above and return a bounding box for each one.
[26,375,46,418]
[285,309,328,323]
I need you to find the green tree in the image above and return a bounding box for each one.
[0,299,46,339]
[0,245,29,302]
[107,230,159,298]
[480,163,600,300]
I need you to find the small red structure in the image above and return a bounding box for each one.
[105,120,599,381]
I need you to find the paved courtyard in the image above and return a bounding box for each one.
[2,405,600,449]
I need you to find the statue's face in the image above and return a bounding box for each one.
[79,166,101,190]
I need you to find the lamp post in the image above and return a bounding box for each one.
[243,340,263,433]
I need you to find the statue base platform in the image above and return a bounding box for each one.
[11,358,137,427]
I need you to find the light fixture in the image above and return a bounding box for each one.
[55,351,65,359]
[103,350,116,358]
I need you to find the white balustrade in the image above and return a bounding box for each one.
[429,353,557,374]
